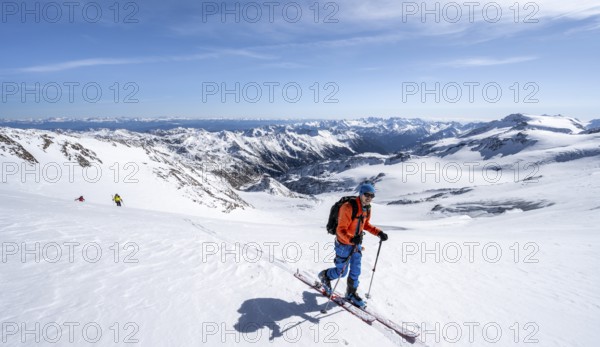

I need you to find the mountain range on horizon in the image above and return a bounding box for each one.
[1,113,599,132]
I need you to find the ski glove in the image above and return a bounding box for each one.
[378,231,388,241]
[351,233,364,245]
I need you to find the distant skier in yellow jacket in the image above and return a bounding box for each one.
[113,193,123,207]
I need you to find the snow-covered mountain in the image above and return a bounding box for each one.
[586,118,600,132]
[414,114,599,163]
[1,114,598,212]
[0,117,457,212]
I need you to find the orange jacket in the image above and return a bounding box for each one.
[336,197,381,245]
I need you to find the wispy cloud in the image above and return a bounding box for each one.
[438,56,538,68]
[13,55,212,73]
[564,19,600,35]
[336,0,600,44]
[207,48,276,60]
[10,50,274,74]
[259,62,307,69]
[247,31,413,52]
[343,0,600,22]
[17,58,149,73]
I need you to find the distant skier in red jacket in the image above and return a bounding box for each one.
[75,196,85,202]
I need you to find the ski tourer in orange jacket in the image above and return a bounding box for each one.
[319,183,389,308]
[336,196,382,245]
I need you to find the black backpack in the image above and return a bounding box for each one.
[326,196,360,235]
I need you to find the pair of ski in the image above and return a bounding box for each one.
[294,270,419,339]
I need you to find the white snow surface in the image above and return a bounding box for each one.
[1,124,600,347]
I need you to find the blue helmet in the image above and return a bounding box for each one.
[359,183,376,196]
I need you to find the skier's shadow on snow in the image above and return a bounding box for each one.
[234,291,329,341]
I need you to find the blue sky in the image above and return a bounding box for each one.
[1,0,599,121]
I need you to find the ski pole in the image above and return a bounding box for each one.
[365,239,383,299]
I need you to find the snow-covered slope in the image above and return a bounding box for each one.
[0,127,249,214]
[1,190,404,346]
[1,142,599,346]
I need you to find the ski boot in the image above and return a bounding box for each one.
[345,279,366,308]
[318,270,333,295]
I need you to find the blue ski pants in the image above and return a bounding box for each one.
[325,240,362,289]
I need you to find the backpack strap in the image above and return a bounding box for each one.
[348,198,359,220]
